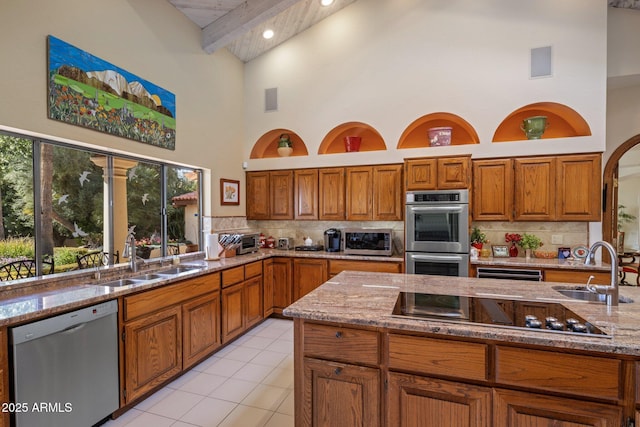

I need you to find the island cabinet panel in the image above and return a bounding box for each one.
[472,158,514,221]
[182,292,221,369]
[372,164,403,221]
[388,334,488,382]
[294,169,319,220]
[272,258,293,314]
[495,346,621,401]
[493,388,623,427]
[556,154,601,221]
[303,323,379,366]
[293,258,328,301]
[302,357,380,427]
[318,167,345,220]
[387,372,492,427]
[514,157,556,221]
[124,305,182,403]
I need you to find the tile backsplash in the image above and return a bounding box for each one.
[472,221,590,255]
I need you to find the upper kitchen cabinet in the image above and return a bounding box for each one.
[472,159,514,221]
[555,154,601,221]
[397,113,480,149]
[513,157,556,221]
[294,169,319,220]
[346,165,403,221]
[246,170,294,220]
[318,122,386,154]
[250,129,309,159]
[492,102,591,142]
[405,155,471,191]
[319,167,346,220]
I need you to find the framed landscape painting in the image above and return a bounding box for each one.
[47,35,176,150]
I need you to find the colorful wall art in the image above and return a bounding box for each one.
[47,35,176,150]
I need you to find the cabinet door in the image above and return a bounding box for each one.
[319,167,345,220]
[124,305,182,403]
[302,358,380,427]
[493,388,622,427]
[244,276,263,329]
[293,258,328,301]
[472,159,513,221]
[295,169,319,220]
[246,171,270,220]
[222,283,245,343]
[514,157,556,221]
[437,156,470,189]
[272,258,293,314]
[262,259,274,317]
[373,164,403,220]
[270,170,294,219]
[556,154,601,221]
[182,292,221,369]
[346,166,373,220]
[405,158,437,190]
[387,372,492,427]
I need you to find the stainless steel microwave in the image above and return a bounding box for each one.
[342,228,394,256]
[237,233,260,254]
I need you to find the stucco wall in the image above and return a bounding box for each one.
[0,0,246,218]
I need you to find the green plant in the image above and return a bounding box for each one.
[278,133,292,148]
[618,204,636,231]
[519,233,543,250]
[470,227,487,244]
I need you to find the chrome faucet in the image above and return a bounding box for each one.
[584,241,618,306]
[123,231,142,273]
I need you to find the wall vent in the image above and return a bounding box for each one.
[265,87,278,112]
[530,46,552,78]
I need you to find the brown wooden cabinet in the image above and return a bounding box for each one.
[262,259,274,317]
[328,259,403,278]
[346,166,373,220]
[246,171,270,219]
[294,169,319,220]
[346,164,403,221]
[293,258,328,301]
[272,257,293,315]
[221,261,264,342]
[472,158,513,221]
[388,373,492,427]
[245,275,263,329]
[405,155,470,191]
[318,167,345,220]
[469,264,611,286]
[182,292,221,369]
[222,283,245,342]
[270,170,294,220]
[472,153,601,221]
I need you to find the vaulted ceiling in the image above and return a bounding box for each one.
[168,0,640,63]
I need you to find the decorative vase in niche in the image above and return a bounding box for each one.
[509,243,518,257]
[277,133,293,157]
[344,136,361,152]
[521,116,548,140]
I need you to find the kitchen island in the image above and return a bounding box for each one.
[283,271,640,427]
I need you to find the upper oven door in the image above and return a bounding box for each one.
[405,204,469,253]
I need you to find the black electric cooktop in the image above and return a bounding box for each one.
[392,292,607,337]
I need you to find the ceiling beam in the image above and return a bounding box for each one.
[202,0,302,54]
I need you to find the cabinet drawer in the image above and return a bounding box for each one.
[388,334,488,381]
[222,266,244,288]
[304,323,379,365]
[544,269,610,286]
[124,274,218,321]
[495,346,621,400]
[245,261,262,279]
[329,260,402,275]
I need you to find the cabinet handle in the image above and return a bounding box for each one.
[334,367,342,375]
[335,331,342,338]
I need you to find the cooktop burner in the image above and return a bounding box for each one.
[392,292,608,337]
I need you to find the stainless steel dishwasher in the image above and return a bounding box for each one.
[10,299,119,427]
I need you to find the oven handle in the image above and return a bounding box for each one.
[408,253,466,262]
[407,205,465,213]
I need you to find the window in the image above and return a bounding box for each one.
[0,131,202,282]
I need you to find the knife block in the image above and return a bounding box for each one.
[221,248,236,258]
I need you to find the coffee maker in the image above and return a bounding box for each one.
[324,228,342,252]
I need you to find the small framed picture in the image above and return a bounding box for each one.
[492,245,509,258]
[558,247,572,259]
[220,178,240,205]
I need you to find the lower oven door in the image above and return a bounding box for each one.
[406,252,469,277]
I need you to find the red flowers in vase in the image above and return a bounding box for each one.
[505,233,522,257]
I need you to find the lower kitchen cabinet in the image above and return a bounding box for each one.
[302,357,380,427]
[493,388,622,427]
[221,261,264,343]
[182,292,221,369]
[328,259,403,278]
[387,373,492,427]
[293,258,327,301]
[245,275,263,329]
[222,283,245,342]
[262,259,274,317]
[272,257,293,314]
[124,305,182,403]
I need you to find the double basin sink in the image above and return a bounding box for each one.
[97,265,204,289]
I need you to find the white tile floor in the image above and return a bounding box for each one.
[104,318,295,427]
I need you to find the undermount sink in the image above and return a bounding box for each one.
[157,266,200,275]
[133,273,167,281]
[552,286,633,304]
[100,278,147,288]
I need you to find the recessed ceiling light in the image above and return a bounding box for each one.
[263,29,274,39]
[320,0,334,6]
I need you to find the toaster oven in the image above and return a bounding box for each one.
[236,233,260,254]
[343,228,394,256]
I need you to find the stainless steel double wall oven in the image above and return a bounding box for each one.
[405,189,470,277]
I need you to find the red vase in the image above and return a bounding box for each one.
[471,242,483,250]
[509,243,518,257]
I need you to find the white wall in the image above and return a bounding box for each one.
[243,0,608,171]
[0,0,246,218]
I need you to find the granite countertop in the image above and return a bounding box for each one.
[471,256,611,271]
[0,249,403,328]
[283,270,640,356]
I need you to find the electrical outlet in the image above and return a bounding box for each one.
[551,234,563,244]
